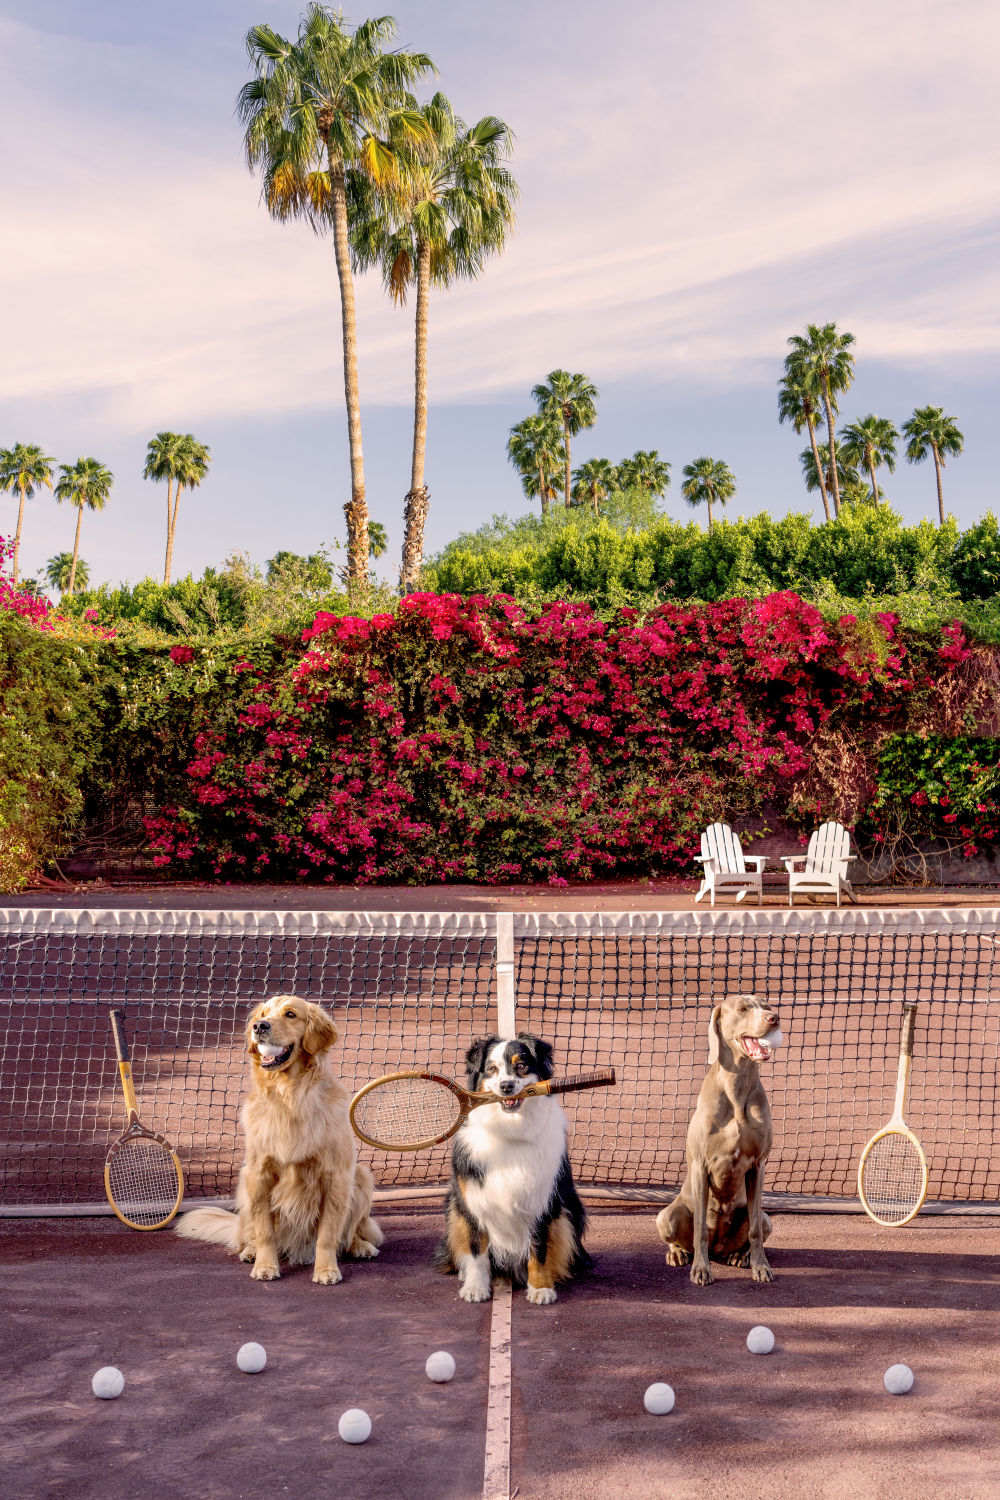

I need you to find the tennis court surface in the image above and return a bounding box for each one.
[3,902,1000,1497]
[4,1208,999,1499]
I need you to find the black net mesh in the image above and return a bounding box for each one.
[2,909,999,1213]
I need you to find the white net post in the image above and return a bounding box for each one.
[496,913,516,1036]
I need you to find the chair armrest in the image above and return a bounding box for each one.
[780,856,806,870]
[744,856,769,871]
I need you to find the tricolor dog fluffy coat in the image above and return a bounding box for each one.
[434,1034,589,1306]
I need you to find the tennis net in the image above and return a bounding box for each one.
[1,907,998,1215]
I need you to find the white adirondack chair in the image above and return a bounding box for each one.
[694,822,768,907]
[782,820,857,907]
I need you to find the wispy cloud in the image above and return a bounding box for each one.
[2,0,999,436]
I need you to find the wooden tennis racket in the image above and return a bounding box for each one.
[350,1067,617,1152]
[104,1009,184,1230]
[857,1001,928,1226]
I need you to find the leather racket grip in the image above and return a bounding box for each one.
[547,1068,617,1094]
[109,1009,130,1063]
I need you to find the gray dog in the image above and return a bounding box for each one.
[656,994,782,1285]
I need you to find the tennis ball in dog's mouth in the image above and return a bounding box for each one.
[338,1408,372,1443]
[746,1325,775,1355]
[425,1351,456,1382]
[883,1363,914,1395]
[761,1028,783,1050]
[92,1366,125,1399]
[236,1342,267,1373]
[643,1382,675,1415]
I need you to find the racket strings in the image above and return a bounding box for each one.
[107,1136,182,1226]
[352,1076,462,1148]
[860,1132,926,1223]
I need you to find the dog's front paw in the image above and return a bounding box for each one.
[459,1279,492,1304]
[665,1245,692,1267]
[689,1261,714,1286]
[750,1258,774,1283]
[348,1237,380,1260]
[312,1264,343,1285]
[251,1259,280,1282]
[526,1285,557,1306]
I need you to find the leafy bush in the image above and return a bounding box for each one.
[948,513,1000,600]
[866,732,1000,865]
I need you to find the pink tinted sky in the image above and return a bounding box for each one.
[2,0,998,586]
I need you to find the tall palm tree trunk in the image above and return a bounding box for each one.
[12,480,26,582]
[68,507,84,595]
[821,378,841,515]
[932,444,945,526]
[164,484,181,586]
[162,477,175,584]
[329,158,368,591]
[400,239,432,592]
[562,416,572,510]
[806,415,831,521]
[707,493,715,531]
[867,457,879,505]
[538,464,550,517]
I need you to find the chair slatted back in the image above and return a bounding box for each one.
[702,821,746,873]
[805,820,851,875]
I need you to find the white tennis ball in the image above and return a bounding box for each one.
[236,1342,267,1374]
[747,1325,775,1355]
[762,1028,783,1050]
[643,1382,675,1415]
[92,1366,125,1399]
[883,1363,914,1395]
[426,1351,456,1383]
[338,1408,372,1444]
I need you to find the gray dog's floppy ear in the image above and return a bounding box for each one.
[707,1005,722,1065]
[302,1003,338,1057]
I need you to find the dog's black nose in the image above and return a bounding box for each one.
[498,1079,518,1096]
[254,1020,271,1035]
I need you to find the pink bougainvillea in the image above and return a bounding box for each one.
[140,591,976,885]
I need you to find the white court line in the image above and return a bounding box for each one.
[482,1280,513,1500]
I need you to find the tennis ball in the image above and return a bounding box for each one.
[643,1382,675,1415]
[761,1028,784,1050]
[747,1325,775,1355]
[92,1366,125,1400]
[236,1342,267,1374]
[338,1408,372,1444]
[883,1363,914,1395]
[426,1351,456,1383]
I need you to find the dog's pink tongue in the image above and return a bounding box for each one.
[743,1036,767,1060]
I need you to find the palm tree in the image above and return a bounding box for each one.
[616,450,671,498]
[532,371,598,510]
[54,458,113,594]
[571,458,619,516]
[681,457,735,531]
[507,415,565,518]
[46,552,90,594]
[902,406,964,526]
[239,7,434,591]
[784,323,856,515]
[839,415,898,506]
[158,436,210,586]
[351,94,517,589]
[367,520,388,558]
[799,441,862,504]
[778,369,830,520]
[0,443,55,581]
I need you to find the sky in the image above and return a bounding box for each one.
[2,0,999,589]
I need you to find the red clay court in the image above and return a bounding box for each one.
[2,885,1000,1497]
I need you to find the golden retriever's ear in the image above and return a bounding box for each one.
[302,1003,338,1057]
[707,1005,722,1066]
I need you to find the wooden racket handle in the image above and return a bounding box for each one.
[900,1003,916,1058]
[545,1068,617,1095]
[109,1009,130,1063]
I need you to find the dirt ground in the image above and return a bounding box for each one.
[4,1208,999,1500]
[8,878,1000,912]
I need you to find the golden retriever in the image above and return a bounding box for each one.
[175,996,383,1283]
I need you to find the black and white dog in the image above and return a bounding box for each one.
[433,1034,589,1306]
